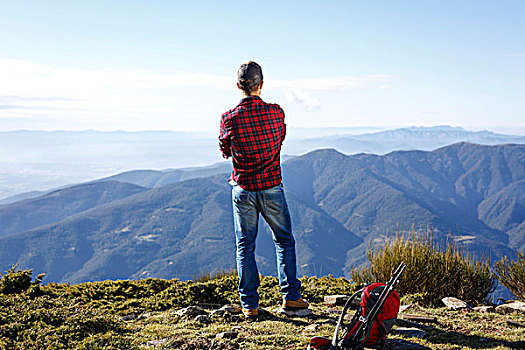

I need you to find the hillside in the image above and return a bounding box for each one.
[0,143,523,284]
[0,181,147,238]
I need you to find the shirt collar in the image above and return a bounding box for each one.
[239,95,262,105]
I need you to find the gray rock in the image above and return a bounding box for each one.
[303,324,318,332]
[216,331,238,339]
[175,306,207,317]
[495,301,525,315]
[194,314,211,323]
[274,307,313,317]
[137,312,152,320]
[399,304,415,313]
[120,314,137,321]
[146,338,170,346]
[393,327,427,339]
[219,304,242,314]
[441,297,471,310]
[473,306,495,313]
[210,309,226,316]
[324,295,349,306]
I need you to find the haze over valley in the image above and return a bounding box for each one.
[2,125,523,202]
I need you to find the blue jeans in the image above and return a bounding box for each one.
[232,183,302,310]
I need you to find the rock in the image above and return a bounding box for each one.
[386,339,431,349]
[344,313,355,322]
[175,306,207,317]
[324,295,349,306]
[495,301,525,315]
[327,308,341,315]
[303,324,318,332]
[137,312,152,320]
[274,307,313,317]
[441,297,471,310]
[401,315,437,323]
[119,314,137,321]
[194,315,211,323]
[197,303,221,310]
[392,327,427,339]
[399,304,415,313]
[219,304,242,314]
[210,309,226,316]
[216,331,238,340]
[507,320,525,328]
[146,338,170,346]
[473,306,495,313]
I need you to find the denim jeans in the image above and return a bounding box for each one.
[232,183,302,310]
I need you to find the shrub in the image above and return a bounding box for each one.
[494,251,525,301]
[0,265,44,295]
[350,232,496,306]
[194,267,237,282]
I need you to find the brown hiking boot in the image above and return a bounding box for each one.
[282,298,309,310]
[242,308,258,319]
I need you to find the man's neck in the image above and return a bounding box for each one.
[242,92,260,98]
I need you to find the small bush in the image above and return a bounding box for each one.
[350,232,496,306]
[194,267,237,282]
[494,251,525,301]
[0,265,44,295]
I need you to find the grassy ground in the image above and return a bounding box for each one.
[130,303,525,350]
[1,271,524,349]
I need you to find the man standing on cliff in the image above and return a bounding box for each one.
[219,61,308,318]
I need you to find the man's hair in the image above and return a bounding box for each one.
[237,61,263,95]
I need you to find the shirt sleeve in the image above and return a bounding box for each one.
[219,115,232,159]
[281,108,286,144]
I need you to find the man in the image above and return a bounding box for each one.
[219,61,309,318]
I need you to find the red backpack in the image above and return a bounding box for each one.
[308,263,405,350]
[342,282,400,347]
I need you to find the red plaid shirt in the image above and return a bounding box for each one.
[219,96,286,191]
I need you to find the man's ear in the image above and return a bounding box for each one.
[259,81,264,90]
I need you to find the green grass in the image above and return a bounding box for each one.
[351,232,496,306]
[1,267,523,349]
[495,251,525,301]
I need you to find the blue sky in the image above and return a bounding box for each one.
[0,0,524,133]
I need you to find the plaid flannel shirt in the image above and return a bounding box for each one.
[219,96,286,191]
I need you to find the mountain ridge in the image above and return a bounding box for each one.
[0,143,523,284]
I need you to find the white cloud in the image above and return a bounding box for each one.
[284,88,320,111]
[0,58,393,130]
[269,75,392,110]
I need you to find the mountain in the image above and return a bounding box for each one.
[284,126,525,155]
[1,126,523,200]
[0,190,49,205]
[0,143,523,284]
[0,181,147,238]
[95,162,232,188]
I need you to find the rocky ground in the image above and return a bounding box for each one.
[129,300,525,349]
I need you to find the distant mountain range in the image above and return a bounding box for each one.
[1,126,523,201]
[0,142,523,285]
[284,125,525,155]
